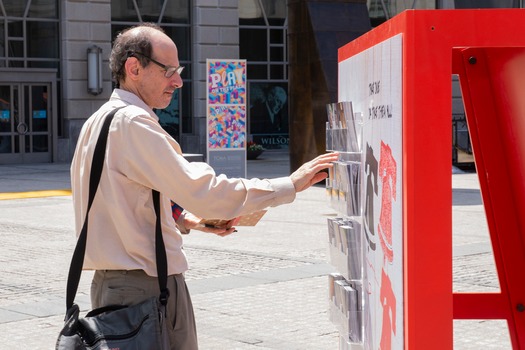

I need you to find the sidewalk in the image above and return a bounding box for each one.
[0,151,512,349]
[0,150,291,193]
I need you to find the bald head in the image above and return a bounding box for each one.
[109,23,183,109]
[109,23,169,86]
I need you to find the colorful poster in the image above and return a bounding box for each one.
[338,34,403,349]
[206,59,247,178]
[208,61,246,105]
[208,105,246,149]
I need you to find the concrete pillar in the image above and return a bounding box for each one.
[60,0,112,161]
[185,0,240,156]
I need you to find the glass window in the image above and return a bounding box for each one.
[28,60,59,69]
[239,0,287,81]
[0,135,12,153]
[454,0,518,8]
[111,0,140,21]
[239,0,265,24]
[136,0,161,23]
[247,64,267,80]
[163,26,190,62]
[111,24,128,41]
[24,135,30,152]
[368,0,437,22]
[240,0,288,143]
[261,0,286,25]
[155,89,180,139]
[270,46,283,61]
[270,64,284,80]
[31,85,48,132]
[180,81,191,134]
[28,0,59,18]
[8,60,24,68]
[270,28,283,44]
[162,0,190,24]
[0,26,4,58]
[111,0,192,136]
[0,0,61,134]
[0,85,11,133]
[240,28,267,61]
[8,40,24,58]
[2,0,26,17]
[7,20,23,37]
[27,21,59,58]
[32,135,48,152]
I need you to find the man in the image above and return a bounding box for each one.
[71,23,338,350]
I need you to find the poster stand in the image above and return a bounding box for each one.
[332,9,525,349]
[206,59,247,178]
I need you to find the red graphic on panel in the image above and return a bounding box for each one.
[378,141,397,264]
[379,268,396,350]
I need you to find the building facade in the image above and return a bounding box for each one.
[0,0,287,164]
[0,0,521,164]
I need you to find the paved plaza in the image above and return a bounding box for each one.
[0,151,513,349]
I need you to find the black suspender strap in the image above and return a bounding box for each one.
[152,190,170,305]
[65,107,169,309]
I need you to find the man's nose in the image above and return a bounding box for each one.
[171,75,183,89]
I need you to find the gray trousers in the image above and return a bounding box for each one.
[91,269,198,350]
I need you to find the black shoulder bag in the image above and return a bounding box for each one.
[56,108,170,349]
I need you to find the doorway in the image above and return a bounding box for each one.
[0,70,57,164]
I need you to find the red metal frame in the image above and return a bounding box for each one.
[338,9,525,349]
[452,47,525,348]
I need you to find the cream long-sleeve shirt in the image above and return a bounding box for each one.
[71,89,296,276]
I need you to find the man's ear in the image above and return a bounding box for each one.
[125,57,140,79]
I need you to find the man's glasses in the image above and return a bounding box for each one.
[128,51,184,78]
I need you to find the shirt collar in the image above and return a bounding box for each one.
[109,89,159,121]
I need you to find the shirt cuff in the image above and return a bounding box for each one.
[176,211,191,235]
[268,176,296,206]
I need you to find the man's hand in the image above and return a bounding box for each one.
[290,152,339,193]
[181,212,238,237]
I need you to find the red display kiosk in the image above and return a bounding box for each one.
[337,9,525,349]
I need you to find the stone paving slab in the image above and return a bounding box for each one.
[0,163,71,193]
[192,277,338,350]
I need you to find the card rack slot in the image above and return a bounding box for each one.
[326,101,365,348]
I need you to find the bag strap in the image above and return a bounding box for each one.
[65,107,169,309]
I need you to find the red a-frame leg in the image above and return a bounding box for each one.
[452,47,525,349]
